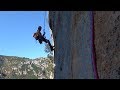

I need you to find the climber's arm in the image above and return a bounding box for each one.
[43,32,46,37]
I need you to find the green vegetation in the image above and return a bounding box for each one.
[0,55,54,79]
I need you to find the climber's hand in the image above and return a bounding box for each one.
[44,32,46,35]
[43,32,46,37]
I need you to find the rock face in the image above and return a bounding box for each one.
[49,11,120,79]
[94,11,120,79]
[49,11,98,79]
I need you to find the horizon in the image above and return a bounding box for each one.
[0,54,48,60]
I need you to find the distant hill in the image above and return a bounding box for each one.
[0,55,54,79]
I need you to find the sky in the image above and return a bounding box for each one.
[0,11,53,59]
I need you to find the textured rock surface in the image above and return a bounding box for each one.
[49,11,120,79]
[49,11,98,79]
[94,11,120,79]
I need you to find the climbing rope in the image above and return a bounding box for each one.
[43,11,54,46]
[43,11,46,35]
[91,11,99,79]
[47,12,54,42]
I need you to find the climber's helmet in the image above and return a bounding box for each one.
[38,26,42,31]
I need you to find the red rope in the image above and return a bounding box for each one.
[91,11,99,79]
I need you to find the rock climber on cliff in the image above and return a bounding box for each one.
[33,26,54,51]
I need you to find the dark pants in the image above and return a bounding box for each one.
[38,36,53,51]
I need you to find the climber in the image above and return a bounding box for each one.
[33,26,54,51]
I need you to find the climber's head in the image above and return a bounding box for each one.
[38,26,42,31]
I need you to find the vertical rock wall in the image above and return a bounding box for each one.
[94,11,120,79]
[49,11,97,79]
[49,11,120,79]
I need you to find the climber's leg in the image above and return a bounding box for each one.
[41,36,47,43]
[38,38,42,44]
[43,38,54,51]
[38,36,47,44]
[42,37,54,51]
[47,40,54,51]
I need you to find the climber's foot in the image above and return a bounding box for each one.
[50,46,55,51]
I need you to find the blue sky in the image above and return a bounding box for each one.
[0,11,53,59]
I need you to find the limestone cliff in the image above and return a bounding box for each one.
[94,11,120,79]
[49,11,120,79]
[49,11,98,79]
